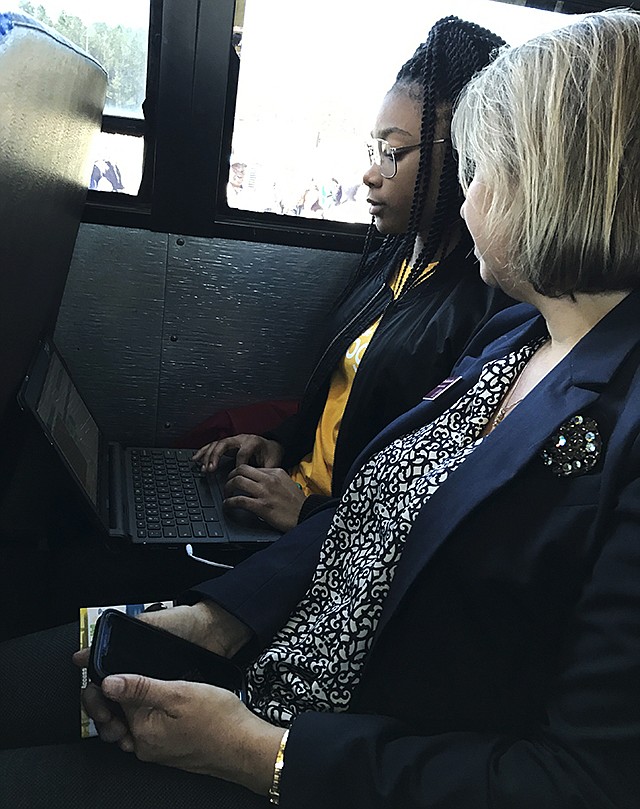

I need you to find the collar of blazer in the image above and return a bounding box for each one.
[348,289,640,639]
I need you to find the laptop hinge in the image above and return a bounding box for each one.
[107,442,126,538]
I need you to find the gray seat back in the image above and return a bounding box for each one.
[0,11,107,424]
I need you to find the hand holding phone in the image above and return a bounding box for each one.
[84,615,283,792]
[88,609,247,702]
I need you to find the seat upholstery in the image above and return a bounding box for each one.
[0,12,107,427]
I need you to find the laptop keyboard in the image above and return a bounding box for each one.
[129,448,225,540]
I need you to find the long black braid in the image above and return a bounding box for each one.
[343,17,506,299]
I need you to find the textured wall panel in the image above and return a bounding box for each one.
[54,224,168,445]
[158,236,356,443]
[54,225,357,445]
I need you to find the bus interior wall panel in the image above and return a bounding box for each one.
[54,224,168,447]
[53,224,356,446]
[157,236,356,444]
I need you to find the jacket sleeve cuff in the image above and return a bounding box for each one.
[298,494,338,523]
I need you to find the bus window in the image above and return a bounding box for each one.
[17,0,149,196]
[227,0,577,224]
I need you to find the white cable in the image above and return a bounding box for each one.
[185,543,234,570]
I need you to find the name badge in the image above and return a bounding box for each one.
[422,376,462,401]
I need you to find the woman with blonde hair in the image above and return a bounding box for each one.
[3,10,640,808]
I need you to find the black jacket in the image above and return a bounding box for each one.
[268,239,513,515]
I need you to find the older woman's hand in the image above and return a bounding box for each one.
[81,678,132,745]
[100,674,284,795]
[73,601,254,749]
[132,601,253,658]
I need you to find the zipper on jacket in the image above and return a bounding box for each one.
[300,282,390,403]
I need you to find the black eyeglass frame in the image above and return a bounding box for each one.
[366,137,447,179]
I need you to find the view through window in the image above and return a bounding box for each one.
[230,0,580,224]
[16,0,149,195]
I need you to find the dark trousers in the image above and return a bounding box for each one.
[0,623,271,809]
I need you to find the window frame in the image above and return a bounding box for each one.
[82,0,640,253]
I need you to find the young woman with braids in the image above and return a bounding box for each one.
[192,17,513,532]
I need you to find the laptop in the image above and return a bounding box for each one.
[17,340,281,547]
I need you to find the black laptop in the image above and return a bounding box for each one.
[17,340,280,547]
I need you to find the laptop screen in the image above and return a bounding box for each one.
[35,351,100,506]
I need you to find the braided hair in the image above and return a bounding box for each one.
[347,16,506,297]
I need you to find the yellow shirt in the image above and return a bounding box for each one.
[290,261,437,497]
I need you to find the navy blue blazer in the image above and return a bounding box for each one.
[191,292,640,809]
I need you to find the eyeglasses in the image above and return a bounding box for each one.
[366,137,447,179]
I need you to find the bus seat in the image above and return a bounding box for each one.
[0,11,107,433]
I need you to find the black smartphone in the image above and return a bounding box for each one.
[88,609,247,703]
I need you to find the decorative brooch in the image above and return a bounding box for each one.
[540,415,602,477]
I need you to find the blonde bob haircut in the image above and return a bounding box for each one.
[452,9,640,297]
